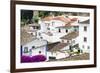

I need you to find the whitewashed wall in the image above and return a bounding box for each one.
[41,32,66,43]
[51,20,65,27]
[79,24,90,53]
[22,39,47,56]
[31,46,47,56]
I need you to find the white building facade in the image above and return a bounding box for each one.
[79,19,90,53]
[22,39,48,57]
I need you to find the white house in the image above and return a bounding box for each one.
[22,39,48,57]
[21,28,48,57]
[46,31,79,60]
[21,15,90,61]
[39,16,71,33]
[37,16,78,43]
[27,23,40,36]
[60,31,79,52]
[78,19,90,53]
[47,42,69,60]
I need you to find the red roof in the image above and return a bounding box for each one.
[70,18,77,21]
[52,16,71,23]
[42,16,53,21]
[42,16,78,25]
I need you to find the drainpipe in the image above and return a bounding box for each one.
[21,45,23,57]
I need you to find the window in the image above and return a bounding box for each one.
[24,47,28,53]
[32,46,35,49]
[49,56,56,60]
[31,33,33,35]
[74,29,77,31]
[36,26,39,29]
[84,37,87,42]
[66,29,68,33]
[40,37,43,39]
[74,26,79,31]
[39,51,41,54]
[47,27,50,30]
[87,46,90,49]
[84,26,87,31]
[58,28,61,32]
[62,40,64,43]
[38,32,41,36]
[67,40,70,43]
[69,46,73,52]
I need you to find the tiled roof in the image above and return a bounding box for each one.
[60,31,79,40]
[70,18,77,21]
[49,43,69,52]
[43,16,77,23]
[52,16,71,23]
[42,16,53,21]
[78,19,90,24]
[47,42,60,51]
[43,16,78,29]
[21,29,34,45]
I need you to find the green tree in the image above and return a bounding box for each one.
[32,15,39,23]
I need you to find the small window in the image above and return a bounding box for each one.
[24,47,28,53]
[67,40,70,43]
[39,51,41,54]
[38,32,41,36]
[66,29,68,33]
[36,26,39,29]
[32,46,35,49]
[31,33,33,35]
[58,28,61,33]
[84,26,87,31]
[49,56,56,60]
[69,46,73,52]
[87,46,90,49]
[62,40,64,43]
[84,37,87,42]
[47,28,50,30]
[74,28,78,31]
[40,37,43,39]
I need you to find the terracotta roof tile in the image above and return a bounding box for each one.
[42,16,53,21]
[47,42,60,51]
[49,43,69,52]
[21,29,34,45]
[43,16,78,24]
[78,19,90,24]
[60,31,79,40]
[52,16,71,23]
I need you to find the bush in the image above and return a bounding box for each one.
[21,55,46,63]
[21,56,32,63]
